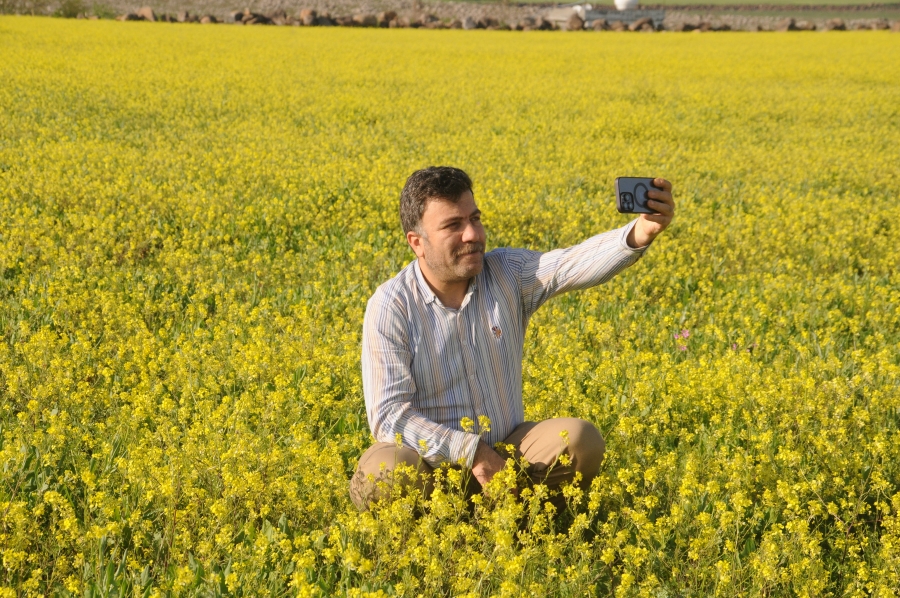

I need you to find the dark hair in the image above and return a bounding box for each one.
[400,166,473,234]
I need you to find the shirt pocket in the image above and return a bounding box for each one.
[483,303,514,378]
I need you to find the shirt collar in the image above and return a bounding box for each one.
[413,260,479,307]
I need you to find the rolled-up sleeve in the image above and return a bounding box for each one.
[362,294,481,468]
[504,219,648,321]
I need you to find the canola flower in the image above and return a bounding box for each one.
[0,17,899,596]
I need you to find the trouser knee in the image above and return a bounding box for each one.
[513,418,606,491]
[349,444,434,511]
[566,419,605,484]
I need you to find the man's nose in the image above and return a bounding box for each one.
[461,221,484,244]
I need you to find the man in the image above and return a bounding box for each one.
[350,166,675,510]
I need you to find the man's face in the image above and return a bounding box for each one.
[407,190,486,284]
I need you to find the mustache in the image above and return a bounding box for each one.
[453,243,484,257]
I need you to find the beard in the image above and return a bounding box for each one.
[424,241,485,283]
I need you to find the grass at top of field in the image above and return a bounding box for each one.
[1,16,899,598]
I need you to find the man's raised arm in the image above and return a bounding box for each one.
[507,178,675,320]
[361,295,481,469]
[501,219,644,321]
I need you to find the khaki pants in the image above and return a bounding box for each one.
[349,418,605,511]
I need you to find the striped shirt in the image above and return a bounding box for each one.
[361,219,648,469]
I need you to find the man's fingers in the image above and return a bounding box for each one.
[647,199,674,217]
[634,179,675,240]
[648,189,674,204]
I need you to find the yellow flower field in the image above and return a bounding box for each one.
[1,17,899,596]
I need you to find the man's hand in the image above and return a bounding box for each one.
[626,178,675,249]
[471,440,507,487]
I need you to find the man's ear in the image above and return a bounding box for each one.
[406,229,426,259]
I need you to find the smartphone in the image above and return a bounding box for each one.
[615,177,660,214]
